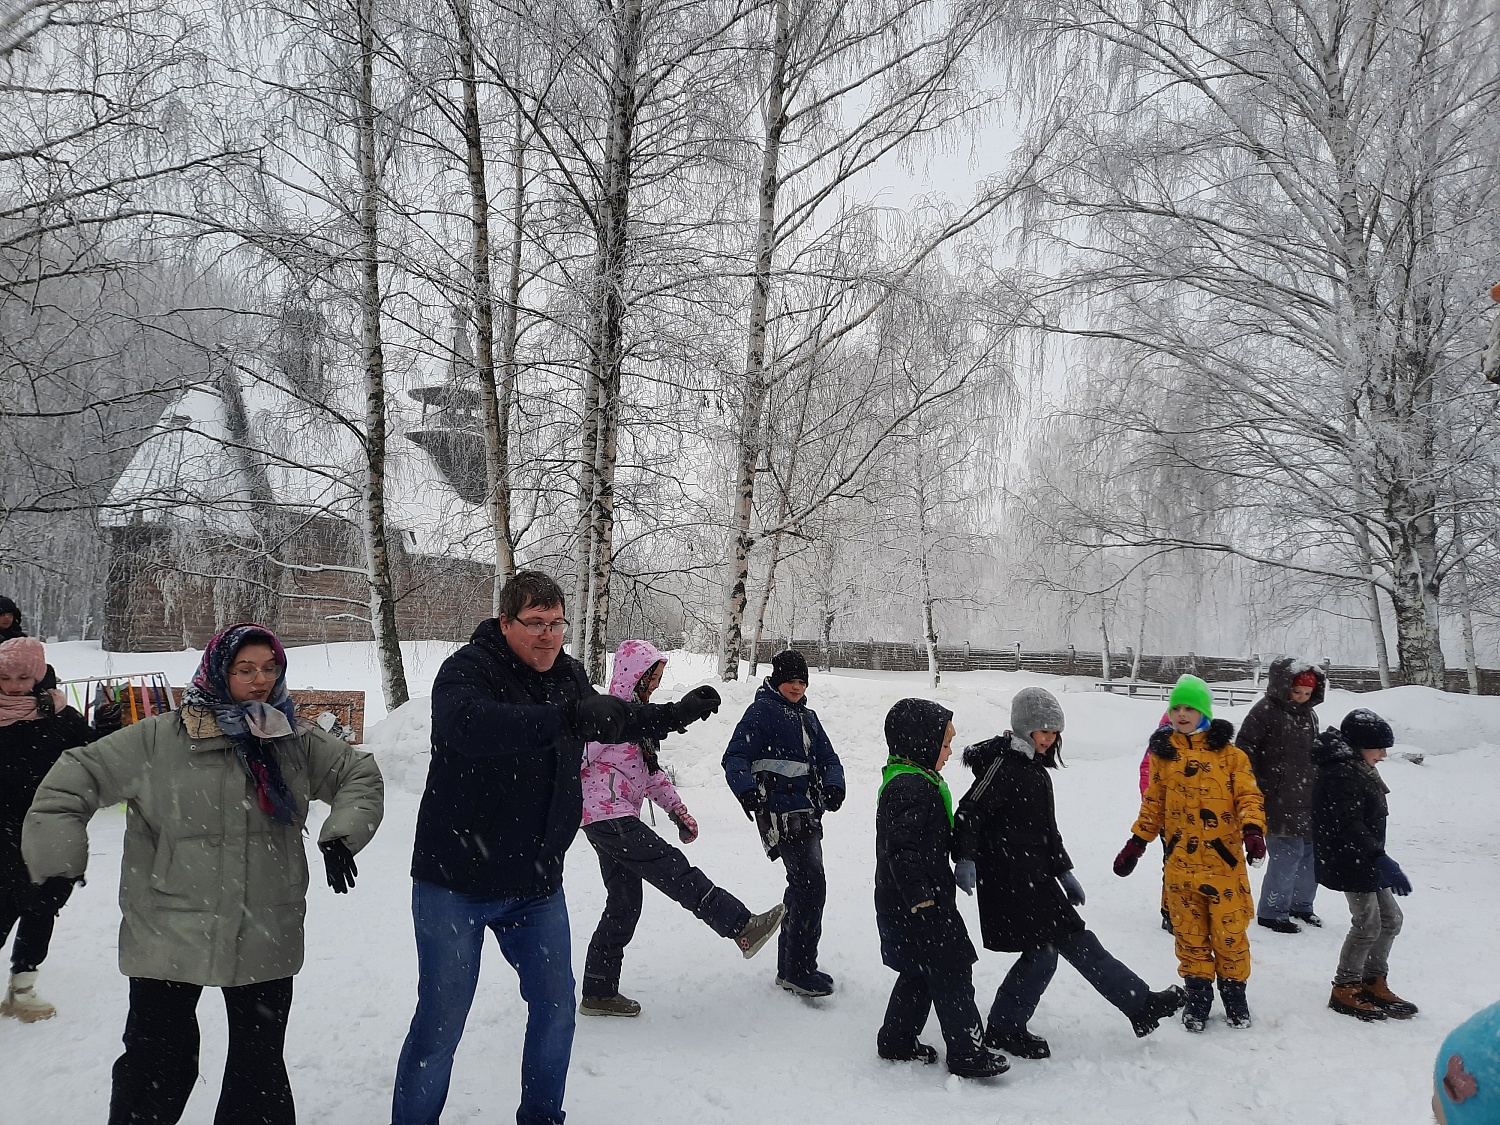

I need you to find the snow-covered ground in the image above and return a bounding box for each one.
[6,643,1499,1124]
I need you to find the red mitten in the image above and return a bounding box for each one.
[1243,827,1267,865]
[669,808,698,844]
[1113,836,1148,877]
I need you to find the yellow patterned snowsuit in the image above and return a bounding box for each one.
[1131,730,1266,982]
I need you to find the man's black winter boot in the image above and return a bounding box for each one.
[947,1048,1010,1079]
[1218,977,1251,1029]
[1181,976,1214,1032]
[878,1039,938,1065]
[1130,986,1188,1037]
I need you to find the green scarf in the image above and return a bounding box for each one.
[879,756,953,825]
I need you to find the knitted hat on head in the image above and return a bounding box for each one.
[1167,674,1213,720]
[1292,670,1320,690]
[1434,1001,1500,1124]
[1340,708,1394,751]
[769,650,809,688]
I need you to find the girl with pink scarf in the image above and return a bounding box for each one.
[0,638,99,1022]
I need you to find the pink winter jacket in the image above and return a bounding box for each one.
[580,640,687,826]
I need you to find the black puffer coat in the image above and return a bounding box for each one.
[1,700,95,897]
[874,699,975,973]
[1238,658,1324,836]
[1311,730,1388,893]
[952,734,1082,952]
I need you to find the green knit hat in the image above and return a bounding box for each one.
[1167,674,1213,720]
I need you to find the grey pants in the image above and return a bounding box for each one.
[1334,889,1402,985]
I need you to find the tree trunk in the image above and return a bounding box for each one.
[1098,609,1111,681]
[719,0,792,680]
[453,0,515,613]
[1386,481,1444,688]
[577,0,642,685]
[1452,505,1480,694]
[355,0,409,710]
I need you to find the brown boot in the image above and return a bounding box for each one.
[1328,981,1386,1022]
[1361,976,1418,1019]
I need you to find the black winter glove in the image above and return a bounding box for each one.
[821,786,845,812]
[92,700,124,736]
[737,788,766,817]
[1206,719,1235,750]
[672,685,721,728]
[320,837,358,894]
[569,694,633,742]
[1148,726,1177,758]
[30,876,77,916]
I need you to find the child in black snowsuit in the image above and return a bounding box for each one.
[874,698,1007,1079]
[953,687,1186,1058]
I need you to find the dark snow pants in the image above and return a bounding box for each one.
[777,822,826,978]
[108,976,294,1125]
[0,889,62,973]
[879,963,987,1067]
[987,929,1151,1034]
[582,817,752,998]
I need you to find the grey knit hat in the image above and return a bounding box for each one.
[1011,687,1065,739]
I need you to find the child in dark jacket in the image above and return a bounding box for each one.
[874,698,1006,1079]
[1313,709,1417,1022]
[953,688,1186,1058]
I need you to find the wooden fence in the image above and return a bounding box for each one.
[745,639,1500,695]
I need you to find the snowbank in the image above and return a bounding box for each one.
[9,646,1500,1125]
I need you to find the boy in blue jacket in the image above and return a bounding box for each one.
[723,650,845,997]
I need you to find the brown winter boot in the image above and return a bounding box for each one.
[1361,976,1418,1019]
[1328,981,1385,1022]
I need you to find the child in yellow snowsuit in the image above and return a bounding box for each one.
[1112,675,1266,1031]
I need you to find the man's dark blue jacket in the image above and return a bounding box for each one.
[413,619,680,897]
[722,680,845,815]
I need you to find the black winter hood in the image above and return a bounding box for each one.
[1312,728,1357,766]
[1265,656,1325,710]
[0,596,23,639]
[884,697,953,771]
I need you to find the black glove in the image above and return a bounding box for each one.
[822,786,845,812]
[1206,719,1235,750]
[569,694,633,742]
[30,876,77,915]
[737,788,766,817]
[672,685,721,727]
[92,700,123,736]
[1148,727,1177,759]
[320,837,358,894]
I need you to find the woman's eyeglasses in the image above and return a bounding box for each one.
[229,665,281,682]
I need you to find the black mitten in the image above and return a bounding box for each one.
[737,788,766,816]
[673,685,721,726]
[821,786,845,812]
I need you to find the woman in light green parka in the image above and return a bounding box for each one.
[23,623,383,1125]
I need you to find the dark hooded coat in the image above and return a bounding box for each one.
[874,699,975,973]
[1237,658,1325,836]
[1311,730,1389,893]
[0,597,24,642]
[952,734,1082,952]
[1,698,95,896]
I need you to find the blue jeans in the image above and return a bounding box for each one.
[987,929,1151,1033]
[1257,835,1318,921]
[392,881,575,1125]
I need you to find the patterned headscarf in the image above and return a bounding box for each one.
[183,623,300,825]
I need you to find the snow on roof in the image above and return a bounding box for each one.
[103,376,493,562]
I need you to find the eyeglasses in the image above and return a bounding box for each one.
[514,618,569,636]
[229,664,281,682]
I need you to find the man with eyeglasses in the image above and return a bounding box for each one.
[394,570,708,1125]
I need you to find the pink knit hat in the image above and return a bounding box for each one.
[0,636,46,682]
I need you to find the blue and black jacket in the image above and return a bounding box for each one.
[722,680,844,815]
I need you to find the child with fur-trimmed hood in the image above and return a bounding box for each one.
[1113,675,1267,1032]
[952,687,1185,1059]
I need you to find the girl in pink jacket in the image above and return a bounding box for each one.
[578,640,785,1017]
